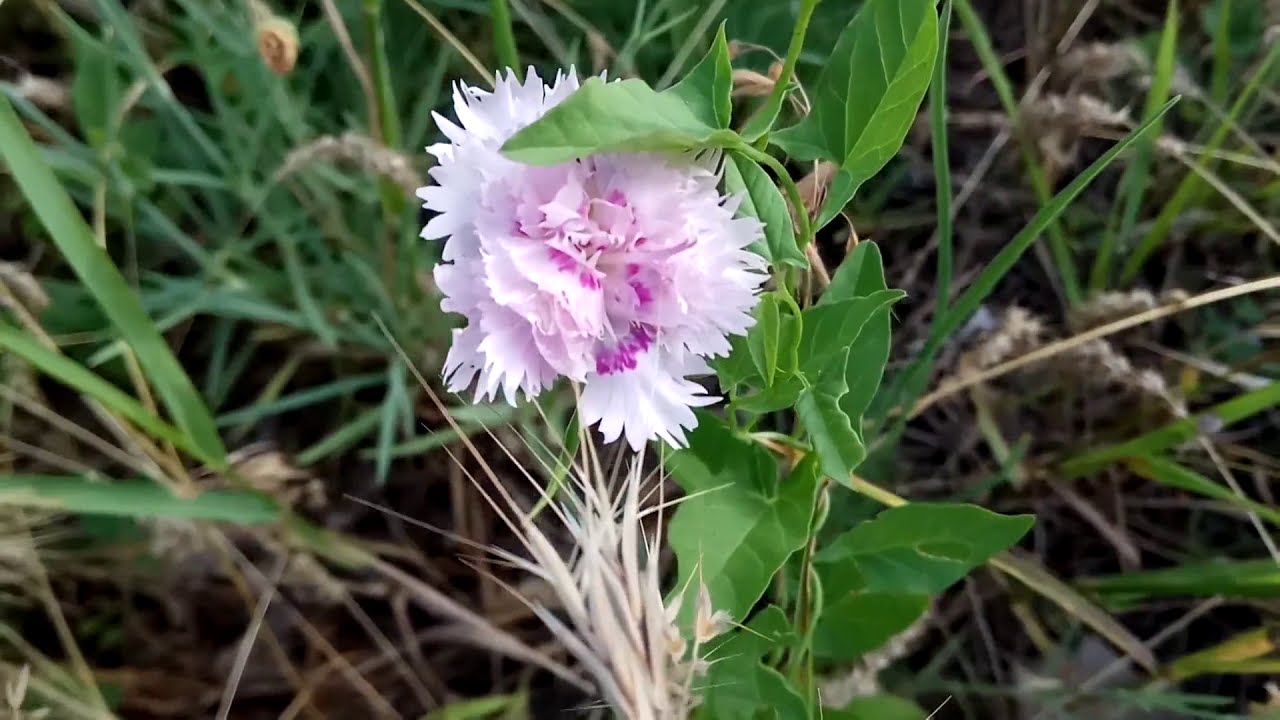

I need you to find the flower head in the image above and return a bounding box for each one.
[418,68,766,449]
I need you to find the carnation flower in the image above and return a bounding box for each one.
[417,68,767,449]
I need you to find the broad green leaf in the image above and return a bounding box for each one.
[714,333,759,392]
[500,78,737,165]
[830,696,927,720]
[821,242,890,305]
[0,475,280,524]
[668,420,820,622]
[813,592,928,660]
[819,244,895,422]
[0,96,227,467]
[724,153,808,268]
[700,606,807,720]
[665,22,734,129]
[748,294,784,387]
[735,376,806,415]
[715,295,802,394]
[797,348,866,484]
[817,504,1033,595]
[772,0,939,228]
[797,290,904,376]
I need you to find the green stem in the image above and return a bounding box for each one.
[742,0,822,141]
[786,480,828,688]
[736,144,815,252]
[363,0,408,297]
[490,0,521,78]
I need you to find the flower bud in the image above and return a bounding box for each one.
[256,17,299,75]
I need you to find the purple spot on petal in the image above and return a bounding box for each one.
[548,248,577,273]
[606,189,627,206]
[631,281,653,306]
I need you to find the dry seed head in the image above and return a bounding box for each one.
[1068,288,1189,332]
[276,131,423,195]
[256,16,300,75]
[1055,42,1144,83]
[971,306,1045,370]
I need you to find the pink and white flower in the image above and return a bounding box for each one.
[418,68,766,449]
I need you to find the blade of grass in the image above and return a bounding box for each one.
[1090,0,1178,291]
[0,475,280,523]
[1081,560,1280,601]
[0,324,220,469]
[1166,626,1280,682]
[360,403,517,460]
[215,373,385,428]
[875,99,1179,438]
[296,406,383,466]
[1061,381,1280,478]
[490,0,521,76]
[1120,40,1280,283]
[375,361,408,483]
[931,0,954,314]
[953,0,1082,305]
[1126,454,1280,527]
[0,95,227,465]
[1210,0,1233,105]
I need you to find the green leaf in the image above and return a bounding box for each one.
[829,696,927,720]
[817,503,1033,595]
[724,153,807,268]
[735,376,806,415]
[0,96,227,467]
[714,333,760,392]
[821,242,890,304]
[700,606,808,720]
[0,475,280,524]
[772,0,939,228]
[819,244,895,423]
[797,348,866,483]
[748,294,782,387]
[797,290,904,376]
[500,78,737,165]
[668,419,821,622]
[746,293,801,388]
[813,592,928,660]
[664,22,734,129]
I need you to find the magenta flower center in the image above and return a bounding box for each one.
[502,161,688,377]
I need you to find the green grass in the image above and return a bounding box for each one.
[3,0,1280,716]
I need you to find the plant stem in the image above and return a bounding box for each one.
[736,144,814,252]
[490,0,521,78]
[742,0,822,141]
[787,479,828,690]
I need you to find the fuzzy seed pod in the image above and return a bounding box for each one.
[256,17,299,75]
